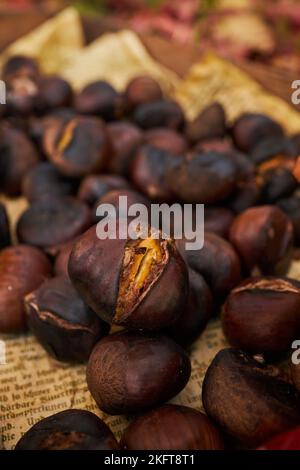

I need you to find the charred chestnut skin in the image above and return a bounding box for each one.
[124,76,163,109]
[186,102,226,144]
[78,174,130,207]
[222,277,300,355]
[229,205,293,275]
[17,197,92,253]
[86,331,191,415]
[121,404,224,450]
[145,128,187,155]
[15,409,119,450]
[0,245,51,333]
[0,203,11,249]
[106,122,144,175]
[134,100,185,130]
[69,222,188,331]
[25,276,109,363]
[231,113,284,152]
[75,81,123,121]
[44,115,110,178]
[202,348,300,448]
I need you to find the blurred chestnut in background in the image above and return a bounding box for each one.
[202,348,300,447]
[231,113,284,153]
[277,196,300,245]
[134,99,185,130]
[222,277,300,355]
[167,151,238,204]
[205,207,234,238]
[124,76,163,109]
[86,331,191,415]
[186,102,226,144]
[0,124,39,196]
[2,55,39,81]
[69,222,188,331]
[122,404,224,450]
[229,205,293,275]
[44,116,110,177]
[75,80,123,121]
[0,203,11,249]
[22,162,78,203]
[250,136,297,165]
[17,197,92,253]
[25,276,110,363]
[258,167,297,203]
[15,410,119,450]
[106,122,144,175]
[37,75,73,111]
[78,174,130,206]
[0,245,51,333]
[94,188,150,221]
[145,128,187,155]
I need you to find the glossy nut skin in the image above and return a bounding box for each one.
[222,277,300,355]
[22,162,77,203]
[0,245,51,333]
[145,128,188,155]
[54,239,76,277]
[25,276,110,363]
[177,232,241,296]
[37,75,73,111]
[86,332,191,415]
[133,100,185,130]
[167,152,238,204]
[205,207,234,238]
[0,203,11,249]
[44,116,110,177]
[229,205,293,275]
[186,102,226,144]
[69,222,188,331]
[277,196,300,246]
[78,174,130,206]
[0,125,39,196]
[121,404,224,450]
[17,197,92,253]
[75,81,123,120]
[124,76,163,108]
[15,410,119,450]
[202,348,300,448]
[231,113,284,152]
[106,122,144,175]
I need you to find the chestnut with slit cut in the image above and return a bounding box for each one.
[69,222,188,331]
[86,331,191,415]
[222,277,300,355]
[15,409,119,450]
[25,276,110,363]
[202,348,300,447]
[0,203,11,249]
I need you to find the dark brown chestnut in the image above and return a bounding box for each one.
[259,167,297,203]
[204,207,234,238]
[133,99,185,130]
[78,174,130,206]
[202,348,300,447]
[43,115,110,177]
[121,404,224,450]
[0,203,11,249]
[17,197,92,253]
[15,409,119,450]
[0,245,51,333]
[94,188,150,223]
[69,222,188,331]
[186,102,226,144]
[229,205,293,275]
[75,80,123,120]
[37,75,73,111]
[250,136,297,165]
[106,122,144,175]
[86,331,191,415]
[277,196,300,245]
[2,55,39,81]
[124,76,163,109]
[194,138,232,154]
[222,277,300,355]
[54,239,76,277]
[25,276,110,362]
[231,113,284,153]
[145,128,188,155]
[166,151,238,204]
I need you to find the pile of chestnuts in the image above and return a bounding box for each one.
[1,54,300,451]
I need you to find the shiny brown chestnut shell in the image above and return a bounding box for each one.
[202,348,300,447]
[121,404,224,450]
[106,122,144,175]
[15,409,119,450]
[277,196,300,246]
[186,102,226,144]
[78,174,130,207]
[37,75,73,111]
[86,331,191,415]
[204,207,234,238]
[74,80,123,121]
[124,76,163,109]
[133,99,185,130]
[145,128,188,155]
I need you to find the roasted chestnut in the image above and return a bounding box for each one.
[37,75,73,111]
[204,207,234,238]
[145,128,188,155]
[250,136,297,165]
[133,99,185,130]
[54,239,76,277]
[202,348,300,447]
[106,122,144,175]
[259,167,297,203]
[75,80,123,120]
[121,404,224,450]
[78,174,130,206]
[86,331,191,415]
[0,245,51,333]
[186,102,226,144]
[124,76,163,109]
[15,409,119,450]
[25,276,110,362]
[95,187,150,218]
[0,203,11,249]
[277,196,300,246]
